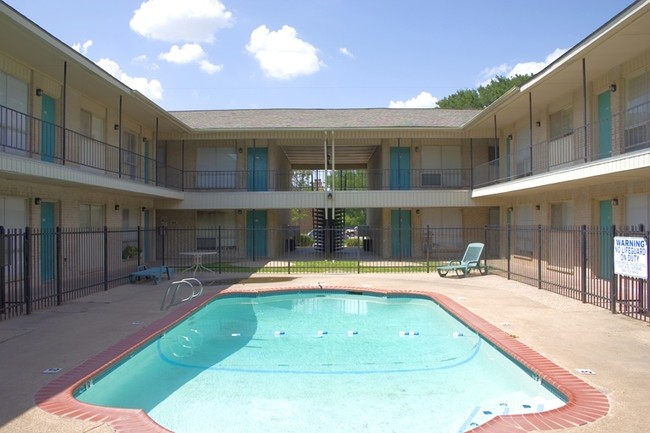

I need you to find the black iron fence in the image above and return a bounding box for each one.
[1,224,648,322]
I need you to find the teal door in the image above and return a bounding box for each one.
[391,210,411,257]
[41,95,56,162]
[247,148,268,191]
[390,147,410,190]
[246,210,267,258]
[599,200,613,279]
[40,202,56,281]
[598,91,612,159]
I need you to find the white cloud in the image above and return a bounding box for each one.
[339,47,354,58]
[129,0,234,43]
[72,40,93,55]
[199,60,223,74]
[158,43,223,74]
[246,25,323,80]
[159,43,206,64]
[478,48,568,86]
[389,91,439,108]
[96,58,163,101]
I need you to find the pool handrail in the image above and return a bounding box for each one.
[160,278,204,310]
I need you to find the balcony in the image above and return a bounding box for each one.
[473,101,650,188]
[0,104,183,190]
[182,168,472,192]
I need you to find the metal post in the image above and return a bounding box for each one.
[56,226,62,306]
[218,225,222,274]
[581,225,587,303]
[24,227,31,315]
[610,225,617,314]
[537,225,542,289]
[103,226,109,291]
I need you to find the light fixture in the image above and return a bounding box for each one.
[507,207,513,212]
[141,207,147,212]
[609,83,617,92]
[238,147,243,154]
[236,209,243,215]
[535,121,541,127]
[612,198,619,206]
[34,197,42,205]
[507,134,513,140]
[142,137,147,143]
[415,209,420,214]
[114,124,119,130]
[535,204,541,210]
[327,192,333,200]
[114,204,120,211]
[35,88,43,97]
[414,146,419,152]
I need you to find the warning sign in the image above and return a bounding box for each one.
[613,236,648,279]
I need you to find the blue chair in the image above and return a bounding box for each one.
[437,242,487,277]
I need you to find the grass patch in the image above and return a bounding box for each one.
[203,260,443,274]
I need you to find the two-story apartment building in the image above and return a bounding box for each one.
[1,1,649,267]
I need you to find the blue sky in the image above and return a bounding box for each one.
[6,0,634,111]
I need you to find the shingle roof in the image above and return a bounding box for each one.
[168,108,481,130]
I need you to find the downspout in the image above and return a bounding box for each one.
[582,58,588,162]
[62,61,67,165]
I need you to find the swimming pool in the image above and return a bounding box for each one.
[36,286,609,432]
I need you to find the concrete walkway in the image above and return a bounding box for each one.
[1,273,649,432]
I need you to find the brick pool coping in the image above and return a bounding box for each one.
[35,286,609,432]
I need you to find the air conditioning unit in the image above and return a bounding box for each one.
[421,173,442,186]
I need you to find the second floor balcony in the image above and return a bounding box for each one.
[474,100,650,188]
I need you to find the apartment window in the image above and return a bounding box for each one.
[121,208,138,257]
[196,147,236,189]
[121,130,138,179]
[551,202,574,228]
[196,210,236,249]
[0,71,29,154]
[625,70,650,151]
[79,109,106,171]
[421,145,461,187]
[514,131,531,178]
[79,204,104,228]
[626,194,650,229]
[514,205,533,257]
[548,108,574,169]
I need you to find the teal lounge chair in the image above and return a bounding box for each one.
[437,242,487,277]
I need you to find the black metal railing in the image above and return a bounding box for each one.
[1,224,648,323]
[0,105,183,190]
[473,100,650,187]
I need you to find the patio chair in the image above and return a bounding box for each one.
[437,242,487,278]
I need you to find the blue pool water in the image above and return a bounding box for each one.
[75,291,565,432]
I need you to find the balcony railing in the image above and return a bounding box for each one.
[474,101,650,187]
[182,168,472,191]
[0,105,183,190]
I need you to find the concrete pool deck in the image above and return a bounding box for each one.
[0,273,649,432]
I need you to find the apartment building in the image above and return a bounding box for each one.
[1,1,649,266]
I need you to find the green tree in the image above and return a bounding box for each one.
[438,74,531,109]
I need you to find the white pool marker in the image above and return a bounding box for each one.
[274,330,286,337]
[42,368,62,374]
[316,330,328,337]
[348,330,358,337]
[453,332,464,338]
[400,331,420,337]
[231,332,241,337]
[576,368,595,375]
